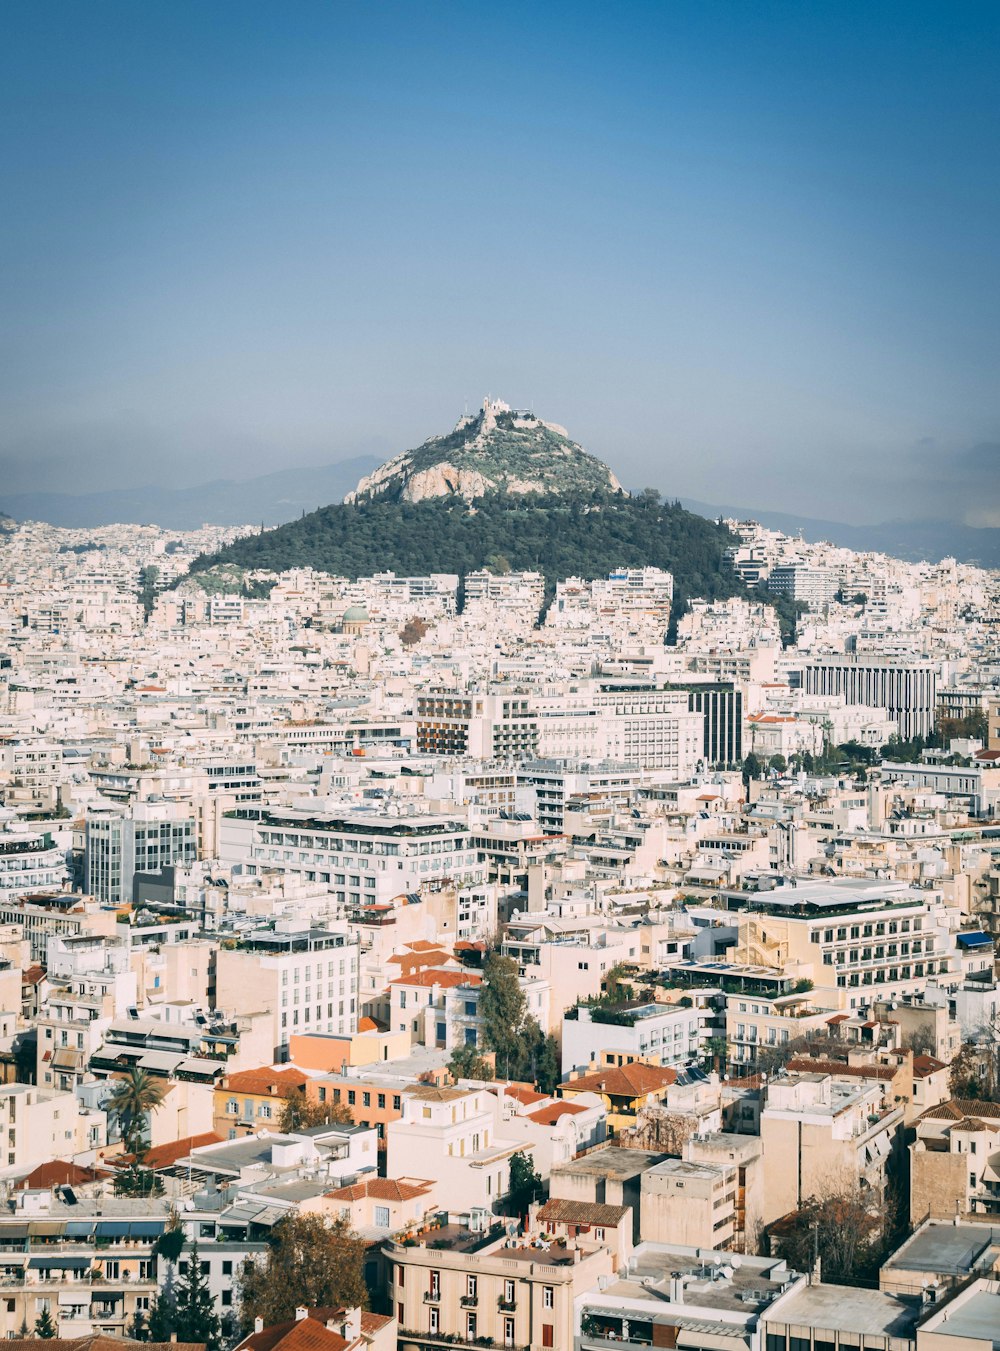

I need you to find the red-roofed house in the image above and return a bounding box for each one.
[317,1174,438,1236]
[214,1066,310,1137]
[388,969,482,1048]
[559,1062,677,1135]
[236,1306,395,1351]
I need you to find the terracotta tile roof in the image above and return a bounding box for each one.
[502,1085,547,1106]
[356,1017,378,1032]
[236,1319,351,1351]
[389,969,481,989]
[564,1062,677,1098]
[911,1055,947,1077]
[949,1116,1000,1133]
[145,1132,225,1169]
[537,1198,630,1226]
[223,1067,310,1096]
[920,1097,1000,1123]
[785,1058,895,1081]
[723,1073,763,1089]
[327,1176,433,1203]
[4,1340,203,1351]
[359,1314,392,1335]
[386,949,456,977]
[16,1161,110,1189]
[527,1102,589,1125]
[22,965,46,985]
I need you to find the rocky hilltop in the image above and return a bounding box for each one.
[346,397,623,503]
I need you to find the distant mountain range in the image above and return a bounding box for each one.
[679,499,1000,569]
[0,458,380,531]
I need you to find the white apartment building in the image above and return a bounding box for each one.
[84,802,197,906]
[728,878,957,1012]
[561,1001,704,1078]
[385,1084,521,1212]
[535,685,703,774]
[214,919,360,1055]
[0,1084,106,1177]
[0,830,69,899]
[219,806,487,904]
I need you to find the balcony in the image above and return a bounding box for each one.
[424,1289,441,1304]
[497,1297,517,1312]
[461,1294,479,1308]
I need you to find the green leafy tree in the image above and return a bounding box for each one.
[147,1282,179,1343]
[768,753,787,773]
[106,1066,164,1158]
[236,1214,367,1332]
[448,1045,495,1082]
[184,492,747,628]
[741,753,762,788]
[278,1094,354,1132]
[173,1243,222,1350]
[479,953,529,1079]
[703,1036,728,1074]
[113,1164,164,1197]
[138,564,160,619]
[34,1306,57,1338]
[601,962,632,1004]
[534,1034,560,1096]
[507,1151,543,1218]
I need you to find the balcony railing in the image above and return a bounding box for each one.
[497,1297,517,1312]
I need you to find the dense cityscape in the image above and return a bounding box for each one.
[5,2,1000,1349]
[0,437,998,1350]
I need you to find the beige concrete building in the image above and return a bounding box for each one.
[640,1157,738,1249]
[685,1131,765,1254]
[387,1221,614,1351]
[550,1148,665,1242]
[759,1073,904,1227]
[761,1281,919,1351]
[917,1277,1000,1351]
[213,921,359,1056]
[910,1098,1000,1220]
[727,879,955,1014]
[576,1243,803,1351]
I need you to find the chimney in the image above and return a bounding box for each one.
[295,1306,309,1321]
[341,1308,362,1341]
[254,1319,264,1334]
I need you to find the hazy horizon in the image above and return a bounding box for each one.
[2,2,998,528]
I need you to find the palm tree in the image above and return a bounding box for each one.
[106,1067,164,1158]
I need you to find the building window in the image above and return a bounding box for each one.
[467,1314,477,1340]
[543,1286,553,1309]
[374,1206,390,1228]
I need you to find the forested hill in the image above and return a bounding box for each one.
[187,491,744,609]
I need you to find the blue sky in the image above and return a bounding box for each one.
[1,0,998,524]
